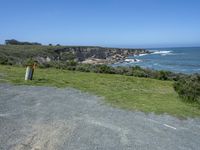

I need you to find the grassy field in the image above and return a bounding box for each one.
[0,65,200,118]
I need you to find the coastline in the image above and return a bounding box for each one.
[81,49,151,65]
[0,44,150,66]
[110,47,200,74]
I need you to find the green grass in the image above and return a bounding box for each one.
[0,65,200,118]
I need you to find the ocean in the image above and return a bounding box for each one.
[113,47,200,74]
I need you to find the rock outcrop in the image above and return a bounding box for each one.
[53,46,149,64]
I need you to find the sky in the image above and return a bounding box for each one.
[0,0,200,48]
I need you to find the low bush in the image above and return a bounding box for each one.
[0,54,8,65]
[174,74,200,103]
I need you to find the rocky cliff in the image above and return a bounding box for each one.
[54,46,149,63]
[0,45,149,65]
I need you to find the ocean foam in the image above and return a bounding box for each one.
[137,50,173,57]
[152,50,172,54]
[138,53,148,56]
[152,50,173,56]
[124,58,141,63]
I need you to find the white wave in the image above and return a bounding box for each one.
[161,53,175,56]
[138,53,148,56]
[153,50,172,54]
[124,58,141,63]
[150,50,174,56]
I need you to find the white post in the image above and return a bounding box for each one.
[25,66,31,80]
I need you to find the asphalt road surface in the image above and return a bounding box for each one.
[0,84,200,150]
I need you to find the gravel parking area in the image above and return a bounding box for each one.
[0,84,200,150]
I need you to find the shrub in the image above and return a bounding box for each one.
[24,58,37,66]
[132,66,150,77]
[132,69,147,77]
[0,55,8,65]
[95,65,115,74]
[76,64,91,72]
[66,60,78,66]
[115,67,130,75]
[158,70,170,80]
[174,74,200,103]
[39,62,52,68]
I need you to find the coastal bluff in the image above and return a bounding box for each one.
[55,46,149,64]
[0,45,149,65]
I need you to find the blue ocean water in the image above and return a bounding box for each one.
[113,47,200,74]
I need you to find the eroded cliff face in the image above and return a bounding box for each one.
[53,47,149,63]
[0,45,149,65]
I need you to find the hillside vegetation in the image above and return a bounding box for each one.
[0,65,200,118]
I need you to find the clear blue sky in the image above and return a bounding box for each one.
[0,0,200,48]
